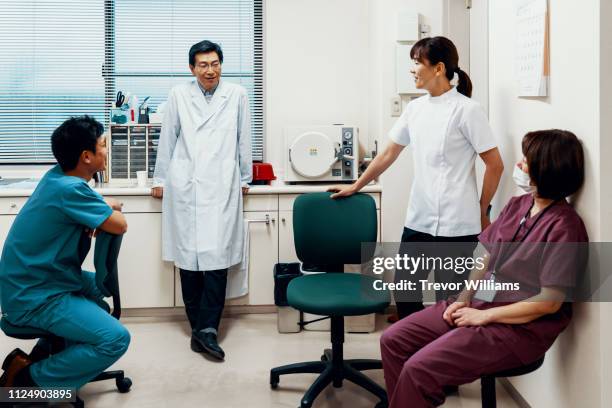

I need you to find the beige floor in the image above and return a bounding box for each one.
[0,314,520,408]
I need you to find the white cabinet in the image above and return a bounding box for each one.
[82,212,175,308]
[78,196,172,308]
[175,203,279,307]
[244,211,279,305]
[278,211,297,263]
[0,215,17,257]
[0,197,25,259]
[0,195,173,309]
[0,198,27,216]
[0,190,382,312]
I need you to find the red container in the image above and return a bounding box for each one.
[252,162,276,185]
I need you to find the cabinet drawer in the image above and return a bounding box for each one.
[104,195,161,213]
[0,198,29,215]
[279,192,380,211]
[243,194,278,212]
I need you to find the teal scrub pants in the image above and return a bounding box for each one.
[8,271,130,389]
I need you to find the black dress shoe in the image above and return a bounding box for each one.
[190,336,205,353]
[192,331,225,361]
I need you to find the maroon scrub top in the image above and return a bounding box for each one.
[476,193,589,363]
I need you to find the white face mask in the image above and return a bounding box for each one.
[513,165,536,194]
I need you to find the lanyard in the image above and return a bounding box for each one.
[493,198,560,276]
[509,198,559,243]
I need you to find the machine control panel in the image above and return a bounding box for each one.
[341,127,354,179]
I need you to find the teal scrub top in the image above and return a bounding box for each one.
[0,165,113,319]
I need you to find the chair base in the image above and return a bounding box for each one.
[480,357,544,408]
[270,316,387,408]
[70,370,132,407]
[65,371,131,408]
[0,340,131,408]
[90,369,132,393]
[270,354,387,408]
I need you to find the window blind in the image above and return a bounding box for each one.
[0,0,264,164]
[109,0,264,161]
[0,0,105,163]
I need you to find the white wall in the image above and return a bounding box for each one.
[597,0,612,406]
[468,0,489,206]
[469,0,489,115]
[487,0,603,406]
[265,0,473,242]
[264,0,370,180]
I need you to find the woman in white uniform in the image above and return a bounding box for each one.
[330,36,504,319]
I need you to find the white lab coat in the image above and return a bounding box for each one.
[153,80,253,271]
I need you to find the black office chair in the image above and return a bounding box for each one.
[270,192,391,408]
[480,356,544,408]
[0,231,132,408]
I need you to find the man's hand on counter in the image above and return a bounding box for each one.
[105,197,124,211]
[242,186,249,195]
[151,187,163,199]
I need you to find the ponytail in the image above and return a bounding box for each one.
[411,36,473,98]
[455,68,473,98]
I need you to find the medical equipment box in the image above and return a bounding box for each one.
[284,125,359,183]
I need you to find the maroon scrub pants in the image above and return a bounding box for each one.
[380,301,524,408]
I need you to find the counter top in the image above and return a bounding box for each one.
[0,181,381,197]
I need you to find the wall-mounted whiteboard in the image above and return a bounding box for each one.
[514,0,549,97]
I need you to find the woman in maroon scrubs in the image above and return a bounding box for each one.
[380,129,588,408]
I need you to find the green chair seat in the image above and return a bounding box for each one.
[287,273,390,317]
[0,318,51,340]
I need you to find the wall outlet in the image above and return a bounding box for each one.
[391,96,402,117]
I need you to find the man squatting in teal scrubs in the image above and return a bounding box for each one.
[0,116,130,389]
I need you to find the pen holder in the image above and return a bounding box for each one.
[138,107,150,124]
[110,108,128,124]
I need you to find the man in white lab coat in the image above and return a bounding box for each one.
[152,40,252,361]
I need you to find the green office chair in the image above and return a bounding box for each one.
[270,192,391,408]
[0,231,132,408]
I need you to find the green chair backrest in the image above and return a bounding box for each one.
[94,232,124,318]
[293,192,377,265]
[78,229,92,266]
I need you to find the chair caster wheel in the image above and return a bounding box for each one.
[72,396,84,408]
[320,354,328,361]
[116,376,132,393]
[270,373,279,389]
